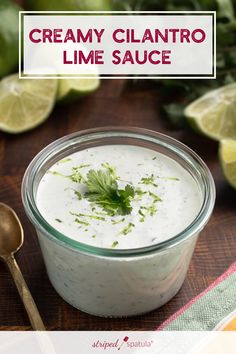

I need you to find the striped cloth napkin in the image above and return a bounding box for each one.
[158,262,236,331]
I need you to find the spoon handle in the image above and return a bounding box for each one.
[6,255,46,331]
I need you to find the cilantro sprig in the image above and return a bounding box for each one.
[84,169,135,216]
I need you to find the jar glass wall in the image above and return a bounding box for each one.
[22,127,215,317]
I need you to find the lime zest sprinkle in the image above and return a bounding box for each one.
[138,195,161,222]
[111,218,125,225]
[69,167,85,183]
[111,241,119,248]
[94,211,108,216]
[120,222,135,235]
[70,212,105,221]
[157,176,180,181]
[135,188,147,197]
[139,174,158,187]
[138,209,146,222]
[48,170,66,177]
[149,191,162,203]
[141,204,157,216]
[152,157,157,160]
[77,164,91,169]
[74,218,90,226]
[91,207,108,216]
[92,235,96,238]
[57,158,72,164]
[48,168,86,184]
[74,190,82,200]
[55,218,62,223]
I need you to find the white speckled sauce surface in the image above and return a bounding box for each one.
[36,145,202,249]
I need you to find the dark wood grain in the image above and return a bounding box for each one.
[0,79,236,331]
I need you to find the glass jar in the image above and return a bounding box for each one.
[22,127,215,317]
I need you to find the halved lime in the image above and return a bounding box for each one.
[219,139,236,189]
[0,74,57,134]
[57,76,100,103]
[0,0,22,78]
[184,83,236,141]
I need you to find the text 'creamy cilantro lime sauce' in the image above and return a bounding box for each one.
[36,145,202,249]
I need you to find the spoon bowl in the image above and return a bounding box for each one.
[0,203,23,258]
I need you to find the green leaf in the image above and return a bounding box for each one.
[217,0,235,22]
[85,169,118,195]
[84,169,135,216]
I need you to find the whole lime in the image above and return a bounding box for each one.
[0,0,22,78]
[25,0,111,11]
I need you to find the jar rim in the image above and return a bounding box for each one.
[21,126,215,258]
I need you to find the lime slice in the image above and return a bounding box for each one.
[0,74,57,134]
[57,77,100,103]
[219,139,236,189]
[184,83,236,141]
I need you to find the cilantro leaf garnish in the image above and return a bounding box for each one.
[101,162,117,179]
[84,169,135,216]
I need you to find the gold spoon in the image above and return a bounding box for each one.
[0,203,45,330]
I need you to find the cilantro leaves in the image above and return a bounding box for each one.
[84,169,135,216]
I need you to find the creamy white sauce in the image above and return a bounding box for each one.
[36,145,202,249]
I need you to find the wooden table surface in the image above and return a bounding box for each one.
[0,79,235,331]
